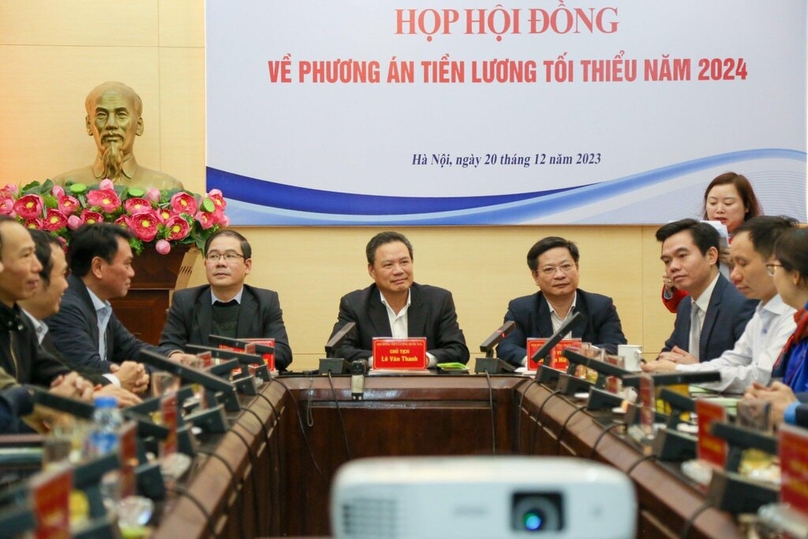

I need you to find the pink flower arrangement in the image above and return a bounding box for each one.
[0,179,229,255]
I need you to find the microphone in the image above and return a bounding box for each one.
[30,387,95,420]
[621,371,721,388]
[475,321,517,374]
[186,343,264,365]
[531,311,586,366]
[320,322,356,375]
[479,320,516,358]
[137,349,239,412]
[207,335,276,356]
[325,322,356,358]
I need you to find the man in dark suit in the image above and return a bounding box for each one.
[45,224,195,393]
[160,229,292,370]
[497,236,627,367]
[649,219,756,366]
[19,229,141,404]
[329,231,469,366]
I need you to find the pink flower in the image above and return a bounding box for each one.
[210,209,228,225]
[124,197,152,215]
[156,208,172,223]
[99,179,114,190]
[24,218,43,230]
[13,194,44,219]
[80,209,105,225]
[51,185,65,198]
[129,210,160,242]
[114,215,132,233]
[86,189,122,213]
[1,185,19,197]
[67,215,83,230]
[146,188,161,203]
[171,192,198,215]
[0,199,14,215]
[194,210,216,230]
[43,209,68,232]
[164,215,191,241]
[57,195,81,214]
[207,190,227,212]
[155,239,171,255]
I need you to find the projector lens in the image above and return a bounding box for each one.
[512,493,563,532]
[523,511,543,530]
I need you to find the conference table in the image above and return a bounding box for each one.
[151,372,746,539]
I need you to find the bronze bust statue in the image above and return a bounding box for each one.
[52,81,183,190]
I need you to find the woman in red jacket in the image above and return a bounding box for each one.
[662,172,763,312]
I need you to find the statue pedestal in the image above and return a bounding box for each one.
[110,244,199,345]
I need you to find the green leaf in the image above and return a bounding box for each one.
[42,194,58,209]
[129,238,144,256]
[69,183,87,194]
[201,198,216,212]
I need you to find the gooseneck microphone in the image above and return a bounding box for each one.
[319,322,357,375]
[479,320,516,358]
[325,322,356,358]
[531,311,586,366]
[474,320,519,374]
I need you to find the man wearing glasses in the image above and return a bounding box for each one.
[644,216,798,392]
[159,230,292,370]
[497,236,627,368]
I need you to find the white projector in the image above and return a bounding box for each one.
[330,456,636,539]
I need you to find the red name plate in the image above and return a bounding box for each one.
[780,424,808,516]
[119,421,138,499]
[639,374,655,437]
[696,399,728,468]
[31,466,72,539]
[526,338,581,370]
[160,393,178,459]
[373,338,427,369]
[244,338,276,371]
[218,344,244,376]
[195,350,214,368]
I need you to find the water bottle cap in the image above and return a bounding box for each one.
[93,395,118,408]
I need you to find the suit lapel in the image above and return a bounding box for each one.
[236,288,259,337]
[195,288,214,345]
[73,276,101,353]
[571,291,587,338]
[367,288,393,336]
[535,293,554,337]
[699,276,725,359]
[407,286,425,337]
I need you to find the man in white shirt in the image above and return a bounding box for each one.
[644,216,799,393]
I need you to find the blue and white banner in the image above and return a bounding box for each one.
[206,1,806,225]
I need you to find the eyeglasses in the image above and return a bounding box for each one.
[766,263,784,277]
[538,263,576,276]
[205,252,245,263]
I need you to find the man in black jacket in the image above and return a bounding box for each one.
[328,231,469,366]
[160,229,293,370]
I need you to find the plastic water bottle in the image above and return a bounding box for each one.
[87,396,123,512]
[87,396,122,457]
